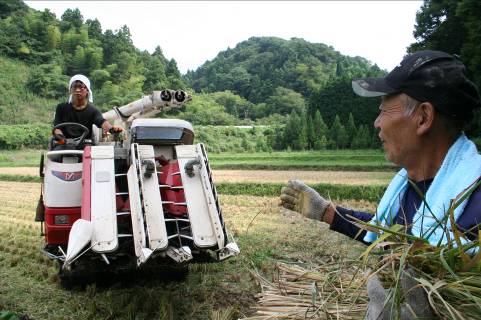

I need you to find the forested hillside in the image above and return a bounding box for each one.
[186,37,382,103]
[0,0,185,120]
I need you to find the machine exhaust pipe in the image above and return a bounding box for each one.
[102,90,191,123]
[174,90,186,102]
[160,90,172,101]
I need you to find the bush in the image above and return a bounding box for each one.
[26,64,69,99]
[0,124,50,149]
[195,125,270,153]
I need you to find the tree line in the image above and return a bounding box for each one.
[267,111,380,151]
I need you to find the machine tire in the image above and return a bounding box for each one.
[58,265,76,290]
[192,251,217,264]
[57,261,92,290]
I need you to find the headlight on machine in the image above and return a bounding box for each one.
[54,215,69,225]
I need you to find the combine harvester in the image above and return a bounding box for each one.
[36,90,239,286]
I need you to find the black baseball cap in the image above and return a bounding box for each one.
[352,50,480,119]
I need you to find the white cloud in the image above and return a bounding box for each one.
[25,1,422,74]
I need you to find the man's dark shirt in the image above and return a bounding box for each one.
[330,179,481,243]
[53,102,105,139]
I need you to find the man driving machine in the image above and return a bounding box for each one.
[52,74,122,148]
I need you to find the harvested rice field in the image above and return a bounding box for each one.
[0,180,373,319]
[0,167,38,176]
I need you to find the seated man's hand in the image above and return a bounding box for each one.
[109,125,123,134]
[54,132,65,140]
[52,130,66,143]
[280,180,330,221]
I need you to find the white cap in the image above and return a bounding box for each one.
[68,74,93,103]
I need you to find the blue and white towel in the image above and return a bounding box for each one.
[364,133,481,245]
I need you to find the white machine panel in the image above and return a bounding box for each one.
[137,145,168,250]
[43,150,83,208]
[176,144,225,248]
[127,165,148,264]
[90,146,118,253]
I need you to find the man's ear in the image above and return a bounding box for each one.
[416,102,435,135]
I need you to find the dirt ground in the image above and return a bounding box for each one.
[0,167,38,175]
[0,167,393,185]
[212,169,393,185]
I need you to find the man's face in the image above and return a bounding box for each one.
[374,93,419,167]
[70,81,88,102]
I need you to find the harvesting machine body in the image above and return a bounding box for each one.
[37,90,239,281]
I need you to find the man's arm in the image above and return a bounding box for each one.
[91,106,122,134]
[328,206,373,243]
[100,120,123,134]
[52,104,64,136]
[101,120,112,134]
[456,182,481,240]
[280,180,373,243]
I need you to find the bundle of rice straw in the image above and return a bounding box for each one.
[353,179,481,319]
[243,261,368,319]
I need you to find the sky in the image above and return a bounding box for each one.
[25,1,423,74]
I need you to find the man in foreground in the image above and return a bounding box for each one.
[280,50,481,319]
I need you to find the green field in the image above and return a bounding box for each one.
[0,149,395,172]
[0,149,43,167]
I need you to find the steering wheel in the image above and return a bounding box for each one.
[53,122,89,149]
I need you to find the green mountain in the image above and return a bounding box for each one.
[185,36,383,103]
[185,37,384,125]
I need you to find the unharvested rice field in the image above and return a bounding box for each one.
[0,167,393,186]
[0,180,374,319]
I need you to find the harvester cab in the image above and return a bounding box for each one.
[37,90,239,285]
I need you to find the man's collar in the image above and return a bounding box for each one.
[71,101,88,110]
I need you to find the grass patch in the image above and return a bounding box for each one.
[0,174,40,183]
[0,149,42,167]
[217,182,385,202]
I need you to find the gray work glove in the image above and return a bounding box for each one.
[366,269,434,320]
[280,180,330,221]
